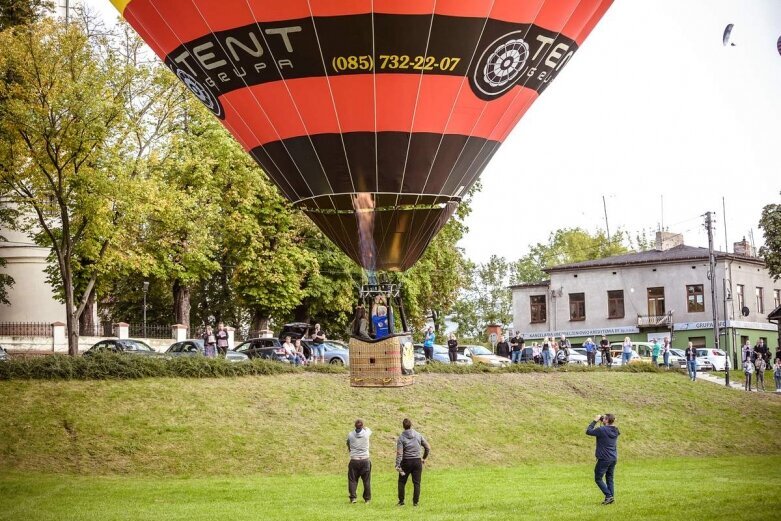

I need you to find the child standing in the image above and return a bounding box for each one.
[743,357,754,391]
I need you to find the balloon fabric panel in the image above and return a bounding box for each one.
[112,0,613,271]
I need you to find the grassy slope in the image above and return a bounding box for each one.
[1,372,779,476]
[0,457,779,521]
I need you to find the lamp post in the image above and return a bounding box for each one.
[143,281,149,338]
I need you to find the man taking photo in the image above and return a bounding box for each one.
[586,413,620,505]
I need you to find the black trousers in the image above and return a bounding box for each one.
[448,349,458,362]
[398,458,423,504]
[586,352,596,366]
[348,459,371,501]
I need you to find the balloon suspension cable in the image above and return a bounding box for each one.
[358,277,408,334]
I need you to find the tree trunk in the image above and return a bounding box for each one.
[173,279,191,328]
[79,287,96,336]
[62,260,79,356]
[251,309,269,333]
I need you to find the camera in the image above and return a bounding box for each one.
[598,415,605,423]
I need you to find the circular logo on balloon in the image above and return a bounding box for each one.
[176,69,224,119]
[472,31,530,99]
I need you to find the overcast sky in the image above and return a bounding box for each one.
[83,0,780,263]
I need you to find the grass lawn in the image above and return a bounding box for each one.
[0,456,778,521]
[711,370,777,386]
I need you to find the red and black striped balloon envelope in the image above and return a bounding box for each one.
[110,0,613,271]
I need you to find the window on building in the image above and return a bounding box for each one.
[686,285,705,313]
[736,284,745,311]
[774,289,780,309]
[569,293,585,321]
[607,290,624,318]
[530,295,547,324]
[689,336,706,348]
[756,287,764,314]
[647,287,665,317]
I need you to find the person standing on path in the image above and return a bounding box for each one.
[621,337,633,365]
[583,337,596,366]
[423,327,436,362]
[662,337,671,368]
[586,413,620,505]
[755,356,766,392]
[215,322,229,356]
[773,358,781,393]
[447,334,458,364]
[346,419,372,504]
[496,335,510,360]
[685,342,698,381]
[202,325,217,358]
[651,338,661,366]
[396,418,430,507]
[600,335,612,368]
[743,357,754,391]
[510,332,524,364]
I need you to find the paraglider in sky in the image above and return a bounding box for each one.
[723,23,735,46]
[109,0,614,272]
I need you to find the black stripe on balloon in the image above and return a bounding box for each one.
[248,132,499,209]
[163,13,579,117]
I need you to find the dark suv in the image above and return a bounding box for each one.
[233,338,287,361]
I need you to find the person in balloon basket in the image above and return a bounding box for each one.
[346,419,372,504]
[310,323,326,364]
[371,297,390,339]
[396,418,430,507]
[586,413,620,505]
[423,327,435,362]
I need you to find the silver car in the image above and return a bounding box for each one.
[321,341,350,366]
[167,339,249,363]
[415,344,472,365]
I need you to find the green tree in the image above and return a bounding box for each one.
[450,255,512,341]
[511,227,630,284]
[0,19,178,353]
[759,192,781,282]
[0,0,50,30]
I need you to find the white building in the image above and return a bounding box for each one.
[511,232,780,354]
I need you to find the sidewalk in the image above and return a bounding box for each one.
[697,371,779,394]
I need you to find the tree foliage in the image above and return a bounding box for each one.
[759,192,781,282]
[511,227,630,284]
[0,0,50,30]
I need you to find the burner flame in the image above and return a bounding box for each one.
[353,193,378,284]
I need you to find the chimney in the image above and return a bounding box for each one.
[733,237,756,257]
[655,231,683,251]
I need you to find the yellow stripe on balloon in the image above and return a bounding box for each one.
[109,0,132,16]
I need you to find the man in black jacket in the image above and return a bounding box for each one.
[586,413,620,505]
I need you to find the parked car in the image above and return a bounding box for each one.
[83,339,162,357]
[670,349,712,371]
[414,344,472,365]
[696,348,728,371]
[301,339,350,365]
[460,345,510,367]
[233,338,288,362]
[660,348,687,368]
[610,342,653,365]
[572,347,602,365]
[167,339,248,363]
[0,345,8,362]
[563,349,587,365]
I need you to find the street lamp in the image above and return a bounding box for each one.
[143,281,149,338]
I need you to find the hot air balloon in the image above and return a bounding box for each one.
[723,23,735,46]
[109,0,613,272]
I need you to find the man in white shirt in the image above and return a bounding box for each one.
[282,335,298,365]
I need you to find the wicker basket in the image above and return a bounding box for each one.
[349,333,415,387]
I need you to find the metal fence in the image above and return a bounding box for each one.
[80,322,115,337]
[0,322,53,336]
[127,323,172,339]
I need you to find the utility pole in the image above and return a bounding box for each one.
[704,212,723,384]
[602,195,611,243]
